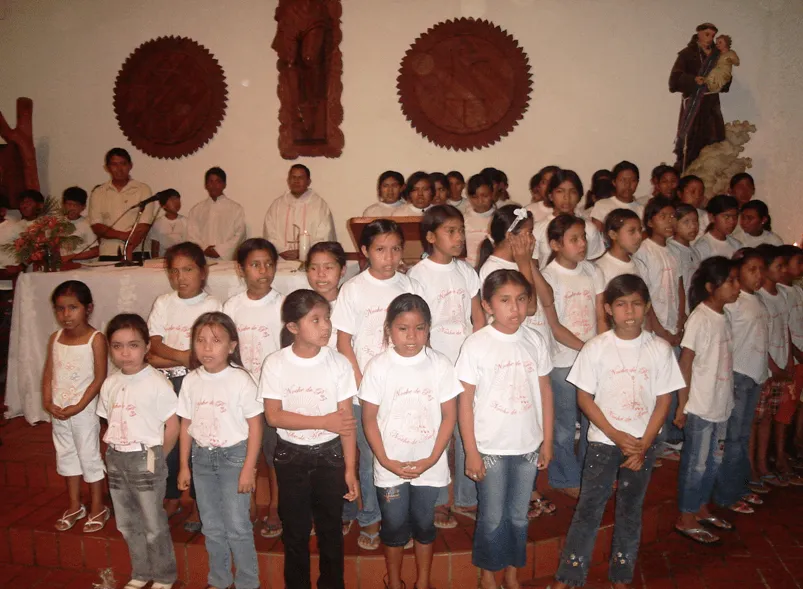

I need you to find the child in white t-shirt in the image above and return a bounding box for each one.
[541,214,606,497]
[305,241,347,350]
[177,312,263,589]
[408,205,485,527]
[675,257,740,545]
[331,219,422,550]
[361,294,461,589]
[392,172,434,217]
[446,170,468,211]
[98,314,180,589]
[261,289,359,588]
[714,248,769,510]
[668,204,702,315]
[463,173,495,268]
[363,171,405,217]
[693,195,743,261]
[150,189,188,258]
[594,208,643,286]
[224,237,284,536]
[732,200,784,248]
[551,275,683,588]
[676,175,709,241]
[147,241,222,528]
[60,187,99,263]
[456,269,553,588]
[525,165,559,224]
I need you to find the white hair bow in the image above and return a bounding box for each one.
[507,208,529,233]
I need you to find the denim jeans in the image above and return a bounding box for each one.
[274,437,347,589]
[555,442,659,587]
[377,483,440,547]
[548,366,582,489]
[677,414,727,513]
[713,373,763,507]
[106,446,177,584]
[435,422,478,508]
[192,440,259,589]
[473,453,538,571]
[348,403,381,528]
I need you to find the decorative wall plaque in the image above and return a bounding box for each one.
[273,0,344,159]
[397,18,532,151]
[113,36,228,159]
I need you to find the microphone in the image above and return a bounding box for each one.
[128,194,160,210]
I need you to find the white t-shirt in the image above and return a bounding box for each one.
[680,303,734,423]
[392,203,429,217]
[541,260,605,367]
[464,207,494,268]
[359,348,462,488]
[148,291,223,351]
[590,197,645,225]
[692,233,742,262]
[363,201,404,217]
[478,255,556,358]
[633,238,682,334]
[177,366,263,448]
[186,195,247,262]
[63,216,98,260]
[97,365,177,448]
[408,258,481,364]
[456,325,553,455]
[260,346,357,445]
[667,239,701,314]
[594,252,640,286]
[732,227,783,248]
[780,284,803,358]
[263,189,336,254]
[150,213,188,257]
[447,198,469,212]
[567,331,684,445]
[331,270,422,372]
[758,287,791,370]
[531,213,605,267]
[525,200,552,224]
[223,289,284,379]
[725,291,770,384]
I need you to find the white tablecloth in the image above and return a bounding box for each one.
[4,260,359,424]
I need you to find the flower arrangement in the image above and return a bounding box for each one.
[1,196,82,269]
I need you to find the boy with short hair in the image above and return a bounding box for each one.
[18,189,45,229]
[150,189,188,258]
[61,187,99,263]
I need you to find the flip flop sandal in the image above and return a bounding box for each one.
[342,520,354,536]
[697,516,733,530]
[261,520,283,539]
[727,501,754,514]
[123,581,149,589]
[747,480,771,494]
[357,530,381,551]
[742,493,764,506]
[451,506,478,520]
[762,473,789,488]
[83,507,111,533]
[674,526,720,545]
[779,472,803,486]
[433,506,458,529]
[55,505,87,532]
[183,520,202,533]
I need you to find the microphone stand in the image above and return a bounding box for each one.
[115,205,146,267]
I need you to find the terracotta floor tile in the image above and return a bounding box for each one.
[57,531,84,570]
[8,527,34,565]
[33,530,60,567]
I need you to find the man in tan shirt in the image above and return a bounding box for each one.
[88,148,156,260]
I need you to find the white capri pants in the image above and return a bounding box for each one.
[51,398,105,483]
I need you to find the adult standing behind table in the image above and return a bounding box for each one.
[263,164,336,260]
[186,167,246,260]
[87,148,156,261]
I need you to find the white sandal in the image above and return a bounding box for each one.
[123,581,148,589]
[83,507,111,533]
[55,505,87,531]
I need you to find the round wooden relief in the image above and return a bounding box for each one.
[397,18,532,151]
[114,36,228,159]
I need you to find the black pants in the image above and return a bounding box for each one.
[164,374,195,500]
[274,437,346,589]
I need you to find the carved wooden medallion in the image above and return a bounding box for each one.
[114,36,228,159]
[397,18,532,150]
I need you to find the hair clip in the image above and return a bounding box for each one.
[507,208,529,233]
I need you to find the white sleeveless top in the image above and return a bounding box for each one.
[52,330,100,408]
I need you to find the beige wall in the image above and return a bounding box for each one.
[1,0,801,247]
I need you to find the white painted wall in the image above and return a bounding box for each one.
[1,0,801,247]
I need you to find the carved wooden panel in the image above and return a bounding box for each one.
[397,18,532,151]
[114,36,228,159]
[273,0,344,159]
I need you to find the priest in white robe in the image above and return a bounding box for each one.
[262,164,336,260]
[186,167,247,261]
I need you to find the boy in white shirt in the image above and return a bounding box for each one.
[61,187,99,263]
[186,167,247,261]
[150,189,188,258]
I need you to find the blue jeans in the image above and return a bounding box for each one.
[677,414,727,514]
[548,366,582,489]
[713,373,763,507]
[436,422,479,508]
[556,442,659,587]
[346,403,381,527]
[192,441,260,589]
[377,484,440,547]
[473,453,538,571]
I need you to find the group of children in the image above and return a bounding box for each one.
[41,161,802,589]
